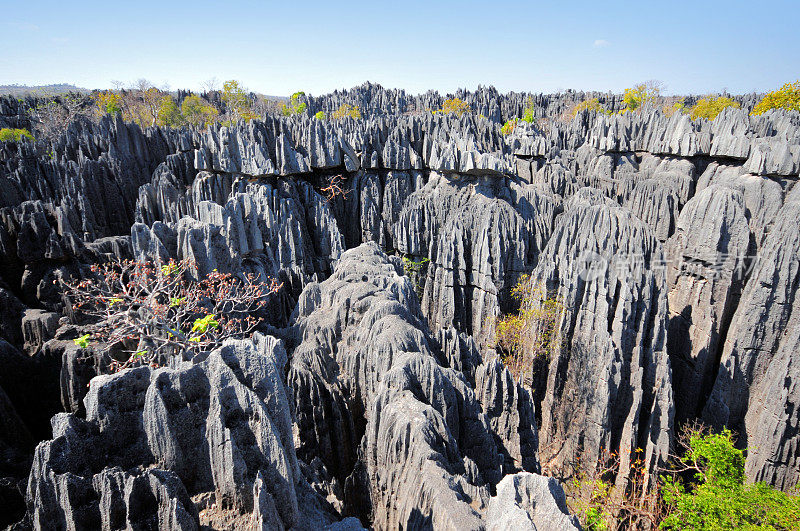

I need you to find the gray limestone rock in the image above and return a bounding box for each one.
[485,472,580,530]
[530,202,673,490]
[664,185,750,423]
[702,187,800,490]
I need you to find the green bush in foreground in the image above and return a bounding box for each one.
[689,95,740,121]
[0,128,34,142]
[660,428,800,530]
[752,80,800,115]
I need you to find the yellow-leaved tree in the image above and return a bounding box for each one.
[623,81,662,111]
[751,80,800,115]
[569,98,611,118]
[493,275,564,382]
[689,96,740,121]
[437,97,471,116]
[331,103,362,120]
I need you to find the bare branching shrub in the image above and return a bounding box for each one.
[61,259,282,371]
[569,447,665,530]
[319,174,350,202]
[492,274,564,381]
[32,93,93,143]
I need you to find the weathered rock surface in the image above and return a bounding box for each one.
[702,186,800,490]
[530,202,673,490]
[0,86,799,528]
[24,336,348,529]
[664,185,750,423]
[288,243,546,528]
[485,472,581,530]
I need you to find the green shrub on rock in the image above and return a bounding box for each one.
[660,428,800,530]
[0,128,34,142]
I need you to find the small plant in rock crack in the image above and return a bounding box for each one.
[402,256,429,296]
[60,258,282,372]
[492,274,564,382]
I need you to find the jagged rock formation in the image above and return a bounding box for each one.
[0,84,799,528]
[664,185,750,423]
[702,186,800,490]
[25,336,347,530]
[287,243,541,528]
[530,201,673,491]
[484,472,580,530]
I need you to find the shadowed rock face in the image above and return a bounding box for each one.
[0,85,799,526]
[664,185,750,424]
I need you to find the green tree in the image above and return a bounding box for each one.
[493,275,564,380]
[689,96,740,121]
[623,81,661,111]
[660,428,800,530]
[281,91,308,116]
[522,97,535,123]
[156,95,184,126]
[96,91,123,115]
[752,80,800,115]
[221,80,258,123]
[500,118,518,135]
[314,111,327,120]
[0,128,34,142]
[181,95,218,127]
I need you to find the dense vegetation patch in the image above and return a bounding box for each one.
[752,80,800,115]
[0,127,34,142]
[689,96,740,120]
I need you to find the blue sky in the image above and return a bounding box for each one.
[2,0,798,97]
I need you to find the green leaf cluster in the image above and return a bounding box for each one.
[96,91,123,115]
[660,429,800,530]
[73,334,91,348]
[181,95,218,127]
[623,83,660,111]
[500,119,518,136]
[191,314,219,334]
[281,92,307,116]
[156,95,183,126]
[221,80,258,122]
[522,97,535,123]
[0,128,34,142]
